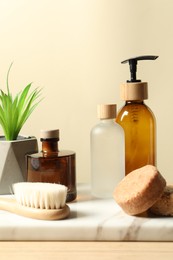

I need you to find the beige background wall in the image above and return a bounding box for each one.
[0,0,172,183]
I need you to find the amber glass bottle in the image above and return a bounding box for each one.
[116,99,156,175]
[116,56,158,175]
[27,129,76,202]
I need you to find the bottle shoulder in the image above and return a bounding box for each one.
[116,104,156,129]
[27,150,75,159]
[91,120,124,135]
[119,102,153,111]
[117,103,156,121]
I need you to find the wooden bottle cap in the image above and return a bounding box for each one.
[97,104,117,119]
[120,82,148,101]
[40,129,59,139]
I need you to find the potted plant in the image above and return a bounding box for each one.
[0,64,42,194]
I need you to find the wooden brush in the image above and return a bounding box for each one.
[0,182,70,220]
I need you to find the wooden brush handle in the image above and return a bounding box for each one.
[0,197,70,220]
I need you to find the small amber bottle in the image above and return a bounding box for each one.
[27,129,76,202]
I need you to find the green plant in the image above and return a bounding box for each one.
[0,64,42,140]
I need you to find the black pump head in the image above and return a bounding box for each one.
[121,55,158,83]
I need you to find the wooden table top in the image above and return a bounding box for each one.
[0,242,173,260]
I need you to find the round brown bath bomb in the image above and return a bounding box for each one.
[113,165,166,215]
[150,185,173,216]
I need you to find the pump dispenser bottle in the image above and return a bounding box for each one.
[91,104,125,198]
[116,55,158,175]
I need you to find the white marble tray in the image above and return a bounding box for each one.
[0,184,173,241]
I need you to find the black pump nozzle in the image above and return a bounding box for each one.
[121,55,158,83]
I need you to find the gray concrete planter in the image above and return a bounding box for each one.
[0,136,38,194]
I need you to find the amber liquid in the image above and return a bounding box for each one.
[116,101,156,175]
[27,150,76,202]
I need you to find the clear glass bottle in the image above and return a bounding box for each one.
[90,104,125,198]
[27,129,76,202]
[116,56,157,175]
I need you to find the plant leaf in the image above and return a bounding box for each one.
[6,63,13,97]
[15,88,42,136]
[0,65,42,140]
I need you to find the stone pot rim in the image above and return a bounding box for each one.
[0,135,36,143]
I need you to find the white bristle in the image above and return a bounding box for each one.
[13,182,67,209]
